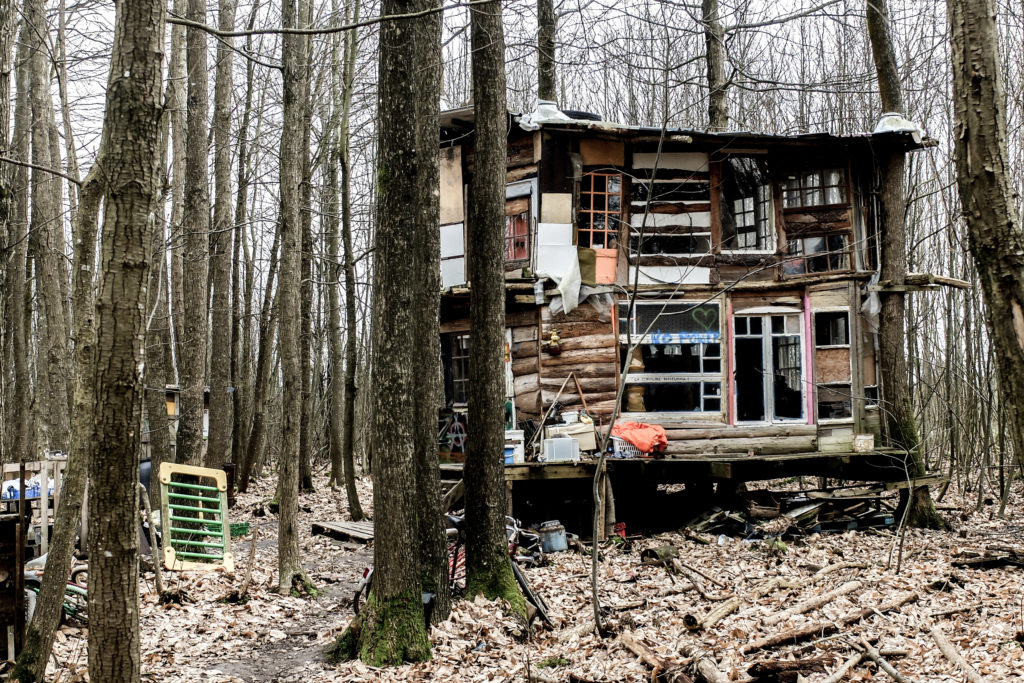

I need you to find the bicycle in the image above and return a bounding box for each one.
[353,513,550,625]
[24,552,89,624]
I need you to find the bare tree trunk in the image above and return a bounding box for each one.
[350,0,433,665]
[238,221,280,492]
[277,0,314,594]
[537,0,556,101]
[464,0,525,618]
[168,0,187,391]
[207,0,236,470]
[339,0,364,520]
[949,0,1024,475]
[298,2,315,492]
[11,152,103,683]
[26,0,72,453]
[0,0,20,466]
[412,0,448,623]
[325,0,345,489]
[86,0,166,677]
[179,0,211,466]
[231,5,260,471]
[703,0,727,130]
[6,7,30,467]
[866,0,946,529]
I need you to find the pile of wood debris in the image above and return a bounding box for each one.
[45,477,1023,682]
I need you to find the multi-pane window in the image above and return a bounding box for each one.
[734,314,804,422]
[446,333,470,405]
[505,198,530,263]
[579,172,622,249]
[721,157,773,251]
[783,235,850,274]
[782,168,846,208]
[618,301,722,414]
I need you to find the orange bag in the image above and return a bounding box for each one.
[611,421,668,454]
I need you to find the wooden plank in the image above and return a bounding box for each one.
[662,435,817,456]
[311,521,375,543]
[664,424,817,441]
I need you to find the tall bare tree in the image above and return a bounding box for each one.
[866,0,946,528]
[949,0,1024,473]
[179,0,212,466]
[703,0,727,130]
[349,0,437,664]
[537,0,556,101]
[207,0,237,469]
[277,0,314,594]
[464,0,525,617]
[86,0,167,677]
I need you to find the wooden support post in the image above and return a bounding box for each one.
[40,461,48,556]
[603,474,616,538]
[505,481,514,517]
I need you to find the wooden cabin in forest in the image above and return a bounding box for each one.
[437,103,935,477]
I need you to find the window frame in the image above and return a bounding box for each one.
[781,167,848,209]
[578,171,624,250]
[717,155,776,254]
[733,312,807,424]
[618,299,724,417]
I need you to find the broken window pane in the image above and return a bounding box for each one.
[817,384,852,419]
[782,167,846,208]
[721,157,773,250]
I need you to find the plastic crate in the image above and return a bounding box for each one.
[610,436,645,458]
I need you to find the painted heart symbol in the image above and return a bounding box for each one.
[692,306,718,332]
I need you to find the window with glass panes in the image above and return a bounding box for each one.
[578,173,622,249]
[504,198,530,263]
[618,301,722,414]
[782,168,846,208]
[447,333,470,405]
[721,157,774,251]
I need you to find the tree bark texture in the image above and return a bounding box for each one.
[26,0,72,453]
[949,0,1024,473]
[0,0,13,466]
[703,0,727,131]
[238,221,279,493]
[339,0,364,519]
[464,0,525,618]
[169,0,187,385]
[207,0,237,470]
[412,0,449,623]
[298,0,315,493]
[355,0,432,665]
[179,0,212,466]
[537,0,556,102]
[3,5,29,467]
[86,0,166,677]
[867,0,945,528]
[11,165,102,683]
[277,0,313,594]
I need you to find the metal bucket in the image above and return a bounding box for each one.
[539,521,567,553]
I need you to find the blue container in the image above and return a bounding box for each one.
[504,446,515,464]
[539,521,567,553]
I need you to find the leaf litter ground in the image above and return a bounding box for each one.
[46,476,1024,682]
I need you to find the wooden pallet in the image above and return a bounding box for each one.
[311,520,374,543]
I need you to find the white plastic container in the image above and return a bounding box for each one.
[543,437,580,462]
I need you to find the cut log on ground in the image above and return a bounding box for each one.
[679,643,729,683]
[746,655,831,681]
[741,592,918,654]
[929,623,986,683]
[763,580,863,626]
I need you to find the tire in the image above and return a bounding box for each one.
[511,561,550,625]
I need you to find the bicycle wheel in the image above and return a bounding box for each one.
[64,583,88,624]
[511,561,550,625]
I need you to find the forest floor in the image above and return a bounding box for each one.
[45,472,1024,682]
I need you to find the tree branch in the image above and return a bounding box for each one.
[166,0,490,38]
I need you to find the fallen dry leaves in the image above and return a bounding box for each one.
[44,476,1024,682]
